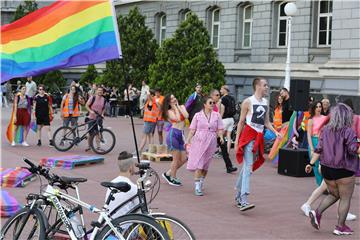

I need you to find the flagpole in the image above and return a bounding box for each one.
[110,0,140,163]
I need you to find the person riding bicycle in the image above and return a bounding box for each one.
[85,86,106,152]
[106,151,139,219]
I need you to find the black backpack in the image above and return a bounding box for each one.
[224,95,236,118]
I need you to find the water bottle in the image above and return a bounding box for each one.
[68,213,85,238]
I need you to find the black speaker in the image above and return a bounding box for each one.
[290,80,310,111]
[278,148,314,177]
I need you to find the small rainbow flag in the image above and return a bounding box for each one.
[1,0,122,83]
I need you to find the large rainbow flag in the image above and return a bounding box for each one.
[1,0,122,83]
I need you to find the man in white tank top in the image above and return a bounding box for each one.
[234,77,281,211]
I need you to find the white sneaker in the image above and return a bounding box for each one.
[301,203,311,217]
[11,141,16,146]
[346,212,357,221]
[22,141,29,147]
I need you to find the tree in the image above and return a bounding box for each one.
[148,13,225,103]
[79,65,98,86]
[12,0,38,22]
[103,7,158,89]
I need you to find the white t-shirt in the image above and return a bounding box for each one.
[245,95,268,133]
[25,81,37,98]
[105,176,138,219]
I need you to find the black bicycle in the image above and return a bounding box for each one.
[52,112,116,154]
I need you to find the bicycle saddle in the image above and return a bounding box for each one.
[100,181,131,192]
[60,176,87,184]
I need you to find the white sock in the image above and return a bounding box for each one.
[195,181,201,191]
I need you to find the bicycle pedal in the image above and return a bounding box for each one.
[91,221,102,228]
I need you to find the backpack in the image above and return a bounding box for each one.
[224,95,236,118]
[89,96,106,111]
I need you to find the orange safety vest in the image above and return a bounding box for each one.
[273,106,282,131]
[143,99,157,123]
[156,95,165,121]
[62,94,80,117]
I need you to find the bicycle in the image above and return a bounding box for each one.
[52,111,116,154]
[38,160,195,239]
[0,158,170,240]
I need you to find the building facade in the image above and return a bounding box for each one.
[115,0,360,101]
[1,0,359,102]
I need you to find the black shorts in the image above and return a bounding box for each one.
[36,115,50,126]
[321,165,354,181]
[87,118,102,136]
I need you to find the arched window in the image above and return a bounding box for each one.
[211,8,220,49]
[179,9,192,23]
[242,5,253,48]
[160,14,166,45]
[318,0,332,46]
[277,2,288,47]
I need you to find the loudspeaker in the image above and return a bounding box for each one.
[278,148,314,177]
[290,80,310,111]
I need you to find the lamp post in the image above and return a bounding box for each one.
[283,2,297,91]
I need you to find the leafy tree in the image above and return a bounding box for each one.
[35,70,67,93]
[148,13,225,103]
[103,7,158,89]
[12,0,38,22]
[79,65,98,86]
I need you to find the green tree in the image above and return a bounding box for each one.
[35,70,67,93]
[148,13,225,103]
[12,0,38,22]
[79,65,98,86]
[103,7,158,89]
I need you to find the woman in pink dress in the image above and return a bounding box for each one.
[186,97,224,196]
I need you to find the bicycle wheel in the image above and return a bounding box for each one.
[0,207,47,240]
[97,213,170,240]
[53,126,76,152]
[90,128,116,155]
[150,213,196,240]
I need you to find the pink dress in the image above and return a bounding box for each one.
[187,110,224,171]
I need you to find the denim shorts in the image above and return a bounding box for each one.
[63,117,78,127]
[143,121,156,134]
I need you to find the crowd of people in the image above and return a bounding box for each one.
[2,75,359,236]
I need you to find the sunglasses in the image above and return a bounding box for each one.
[208,101,215,105]
[39,88,44,91]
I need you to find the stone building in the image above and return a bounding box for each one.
[2,0,359,103]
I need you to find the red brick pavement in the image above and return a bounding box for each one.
[1,108,359,239]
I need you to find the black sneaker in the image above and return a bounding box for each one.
[239,203,255,211]
[227,166,238,173]
[49,140,54,147]
[162,173,181,186]
[37,140,41,146]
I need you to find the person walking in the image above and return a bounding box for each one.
[211,89,237,173]
[60,85,82,128]
[220,85,237,153]
[8,85,32,146]
[109,87,118,117]
[185,83,204,122]
[139,80,150,118]
[305,103,360,235]
[138,90,158,153]
[186,97,224,195]
[234,77,280,211]
[1,83,9,108]
[33,85,54,147]
[85,86,106,152]
[162,94,189,186]
[307,101,329,186]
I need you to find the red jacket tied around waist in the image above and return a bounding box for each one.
[236,124,265,171]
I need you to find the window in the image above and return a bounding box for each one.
[242,5,253,48]
[277,2,287,47]
[318,0,332,46]
[211,8,220,49]
[159,14,166,45]
[179,9,192,23]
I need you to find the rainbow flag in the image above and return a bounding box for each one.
[1,0,122,83]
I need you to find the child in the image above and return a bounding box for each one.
[105,151,139,218]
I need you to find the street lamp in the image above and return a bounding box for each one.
[283,2,297,91]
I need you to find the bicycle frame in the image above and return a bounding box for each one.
[43,184,125,240]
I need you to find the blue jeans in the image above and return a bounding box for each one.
[235,140,254,204]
